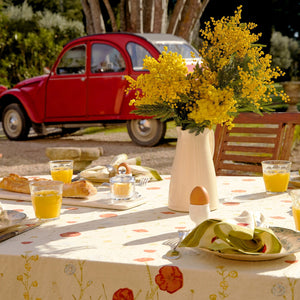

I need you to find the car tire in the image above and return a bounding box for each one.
[127,119,166,147]
[2,103,31,140]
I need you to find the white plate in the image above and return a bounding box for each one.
[0,210,27,232]
[196,227,300,261]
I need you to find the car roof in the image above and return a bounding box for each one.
[65,32,189,47]
[63,32,199,58]
[134,33,189,44]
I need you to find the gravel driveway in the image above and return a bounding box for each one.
[0,124,177,177]
[0,123,299,177]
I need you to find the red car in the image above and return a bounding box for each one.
[0,33,200,146]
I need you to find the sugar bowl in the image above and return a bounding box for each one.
[110,163,135,200]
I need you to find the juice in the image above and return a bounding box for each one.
[32,190,62,219]
[263,172,290,193]
[51,168,73,184]
[292,206,300,231]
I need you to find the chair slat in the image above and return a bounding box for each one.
[230,127,281,134]
[224,136,278,143]
[218,162,262,173]
[222,145,276,153]
[220,154,273,163]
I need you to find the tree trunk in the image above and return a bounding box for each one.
[129,0,140,32]
[88,0,105,33]
[103,0,118,32]
[81,0,210,42]
[143,0,153,32]
[168,0,210,42]
[167,0,186,35]
[81,0,94,34]
[152,0,163,32]
[119,0,127,31]
[81,0,106,34]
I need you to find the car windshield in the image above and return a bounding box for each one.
[153,42,200,59]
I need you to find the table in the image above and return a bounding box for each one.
[0,175,299,300]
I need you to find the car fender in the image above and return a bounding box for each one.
[0,85,46,124]
[0,85,7,95]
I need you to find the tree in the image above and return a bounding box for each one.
[0,2,85,87]
[270,31,300,81]
[270,32,292,71]
[80,0,210,43]
[10,0,83,22]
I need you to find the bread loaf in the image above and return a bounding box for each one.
[0,174,97,198]
[63,180,97,198]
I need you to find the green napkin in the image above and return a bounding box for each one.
[80,154,162,182]
[110,154,162,181]
[180,219,282,255]
[127,165,162,181]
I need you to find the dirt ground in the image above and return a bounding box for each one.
[0,124,299,177]
[0,124,178,177]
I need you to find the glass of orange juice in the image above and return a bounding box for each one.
[290,190,300,231]
[29,181,63,220]
[261,160,291,194]
[49,160,73,184]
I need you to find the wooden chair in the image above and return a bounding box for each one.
[213,112,300,176]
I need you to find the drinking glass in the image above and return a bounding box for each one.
[290,190,300,231]
[30,180,63,220]
[261,160,291,194]
[49,160,73,184]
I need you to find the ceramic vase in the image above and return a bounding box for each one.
[168,127,219,212]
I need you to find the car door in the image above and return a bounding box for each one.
[45,44,87,119]
[87,42,127,117]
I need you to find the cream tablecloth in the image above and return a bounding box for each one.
[0,175,299,300]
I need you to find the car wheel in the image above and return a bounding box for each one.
[2,103,30,140]
[127,119,166,147]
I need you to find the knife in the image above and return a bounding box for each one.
[0,220,46,243]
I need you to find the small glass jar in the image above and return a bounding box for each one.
[110,165,135,200]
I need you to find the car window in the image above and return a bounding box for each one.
[56,45,86,75]
[91,43,126,73]
[126,42,151,71]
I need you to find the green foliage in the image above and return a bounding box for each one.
[10,0,83,22]
[288,38,300,80]
[0,1,85,87]
[270,31,300,80]
[270,32,291,69]
[132,103,174,121]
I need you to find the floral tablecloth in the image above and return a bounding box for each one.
[0,175,299,300]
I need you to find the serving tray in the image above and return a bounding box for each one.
[0,189,145,210]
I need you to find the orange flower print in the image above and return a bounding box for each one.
[155,266,183,294]
[113,288,134,300]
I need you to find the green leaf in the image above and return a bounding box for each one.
[131,103,174,121]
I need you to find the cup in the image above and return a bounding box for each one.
[261,160,291,194]
[29,180,63,220]
[49,160,73,184]
[290,190,300,231]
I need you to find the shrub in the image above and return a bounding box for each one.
[0,2,85,87]
[270,31,300,81]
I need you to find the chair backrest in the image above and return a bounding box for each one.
[213,112,300,176]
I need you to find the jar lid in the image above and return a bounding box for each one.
[110,174,135,184]
[110,162,135,183]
